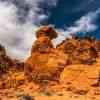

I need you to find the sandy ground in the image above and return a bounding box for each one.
[0,88,100,100]
[0,80,100,100]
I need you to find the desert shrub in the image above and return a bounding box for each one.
[0,63,8,72]
[20,94,34,100]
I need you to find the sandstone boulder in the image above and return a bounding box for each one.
[60,64,100,89]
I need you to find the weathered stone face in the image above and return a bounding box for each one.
[31,36,53,53]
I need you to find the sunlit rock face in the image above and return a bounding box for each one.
[60,64,100,89]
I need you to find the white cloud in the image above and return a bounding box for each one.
[0,2,34,60]
[0,0,58,61]
[63,9,100,36]
[54,9,100,45]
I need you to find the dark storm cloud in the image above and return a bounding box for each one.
[48,0,100,28]
[75,0,100,12]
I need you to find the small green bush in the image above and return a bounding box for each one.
[0,63,8,72]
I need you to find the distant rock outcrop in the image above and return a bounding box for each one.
[0,44,13,73]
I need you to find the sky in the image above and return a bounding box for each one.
[0,0,100,60]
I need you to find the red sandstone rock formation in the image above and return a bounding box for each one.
[0,27,100,100]
[25,27,100,84]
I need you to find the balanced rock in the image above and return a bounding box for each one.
[36,26,58,39]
